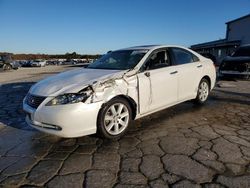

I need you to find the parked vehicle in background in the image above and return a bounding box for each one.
[46,60,59,65]
[21,61,32,67]
[219,45,250,79]
[61,60,77,65]
[17,60,28,67]
[10,61,21,69]
[23,45,216,139]
[30,60,46,67]
[0,54,20,70]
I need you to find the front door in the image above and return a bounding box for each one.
[137,49,178,114]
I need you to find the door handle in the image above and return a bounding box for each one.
[197,64,203,68]
[144,72,150,77]
[170,71,178,75]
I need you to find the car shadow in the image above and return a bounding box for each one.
[214,89,250,98]
[0,82,36,131]
[211,86,250,105]
[132,99,217,130]
[132,88,250,130]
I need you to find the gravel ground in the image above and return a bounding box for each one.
[0,66,249,187]
[0,66,74,84]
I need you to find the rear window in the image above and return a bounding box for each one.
[171,48,199,65]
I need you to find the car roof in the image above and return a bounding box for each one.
[114,45,205,60]
[117,45,189,51]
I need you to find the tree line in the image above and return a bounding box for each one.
[0,52,101,60]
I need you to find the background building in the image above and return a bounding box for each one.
[191,14,250,64]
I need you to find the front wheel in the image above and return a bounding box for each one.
[97,97,132,139]
[194,78,210,104]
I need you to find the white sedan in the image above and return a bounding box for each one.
[30,60,46,67]
[23,45,216,139]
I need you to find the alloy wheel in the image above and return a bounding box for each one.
[104,103,129,135]
[198,81,209,102]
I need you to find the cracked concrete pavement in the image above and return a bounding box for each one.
[0,66,249,187]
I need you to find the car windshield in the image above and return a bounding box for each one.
[87,50,148,70]
[233,46,250,57]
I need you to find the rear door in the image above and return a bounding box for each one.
[169,47,203,101]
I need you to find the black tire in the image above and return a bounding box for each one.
[3,64,12,71]
[194,78,210,105]
[97,97,132,139]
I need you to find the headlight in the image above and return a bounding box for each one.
[46,87,93,106]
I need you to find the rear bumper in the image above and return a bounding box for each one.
[219,70,250,78]
[220,70,250,76]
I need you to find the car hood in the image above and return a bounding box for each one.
[29,68,125,96]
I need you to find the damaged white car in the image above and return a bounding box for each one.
[23,45,216,139]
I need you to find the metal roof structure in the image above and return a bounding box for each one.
[226,14,250,25]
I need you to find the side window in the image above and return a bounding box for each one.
[144,50,171,70]
[171,48,199,65]
[193,54,200,62]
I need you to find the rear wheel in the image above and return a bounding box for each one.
[97,97,132,139]
[3,64,12,71]
[194,78,210,104]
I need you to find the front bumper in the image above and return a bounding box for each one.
[23,97,103,138]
